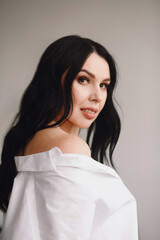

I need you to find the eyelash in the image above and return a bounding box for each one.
[78,77,89,84]
[100,83,108,89]
[78,77,109,89]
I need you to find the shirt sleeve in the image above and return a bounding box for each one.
[1,170,96,240]
[33,171,96,240]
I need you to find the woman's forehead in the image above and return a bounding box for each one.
[81,52,110,79]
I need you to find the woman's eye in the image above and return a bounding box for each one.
[100,83,108,89]
[78,77,89,84]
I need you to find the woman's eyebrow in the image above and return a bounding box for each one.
[80,69,110,82]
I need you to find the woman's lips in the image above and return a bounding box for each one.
[80,107,98,119]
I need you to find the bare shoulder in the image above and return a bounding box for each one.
[23,128,91,157]
[56,135,91,157]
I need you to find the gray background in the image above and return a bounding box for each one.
[0,0,160,239]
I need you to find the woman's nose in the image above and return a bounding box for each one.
[89,87,102,102]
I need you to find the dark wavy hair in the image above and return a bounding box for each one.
[0,35,121,213]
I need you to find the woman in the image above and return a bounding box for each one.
[0,35,138,239]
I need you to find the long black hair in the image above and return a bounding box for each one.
[0,35,121,213]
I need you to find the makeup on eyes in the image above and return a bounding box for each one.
[80,69,110,81]
[77,74,110,89]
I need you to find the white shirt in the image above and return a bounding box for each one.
[1,147,138,240]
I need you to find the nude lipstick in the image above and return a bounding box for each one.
[80,107,98,119]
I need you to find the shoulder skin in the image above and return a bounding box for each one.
[55,134,91,157]
[23,128,91,157]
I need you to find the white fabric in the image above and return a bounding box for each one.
[1,147,138,240]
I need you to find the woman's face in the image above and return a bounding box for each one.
[62,52,111,135]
